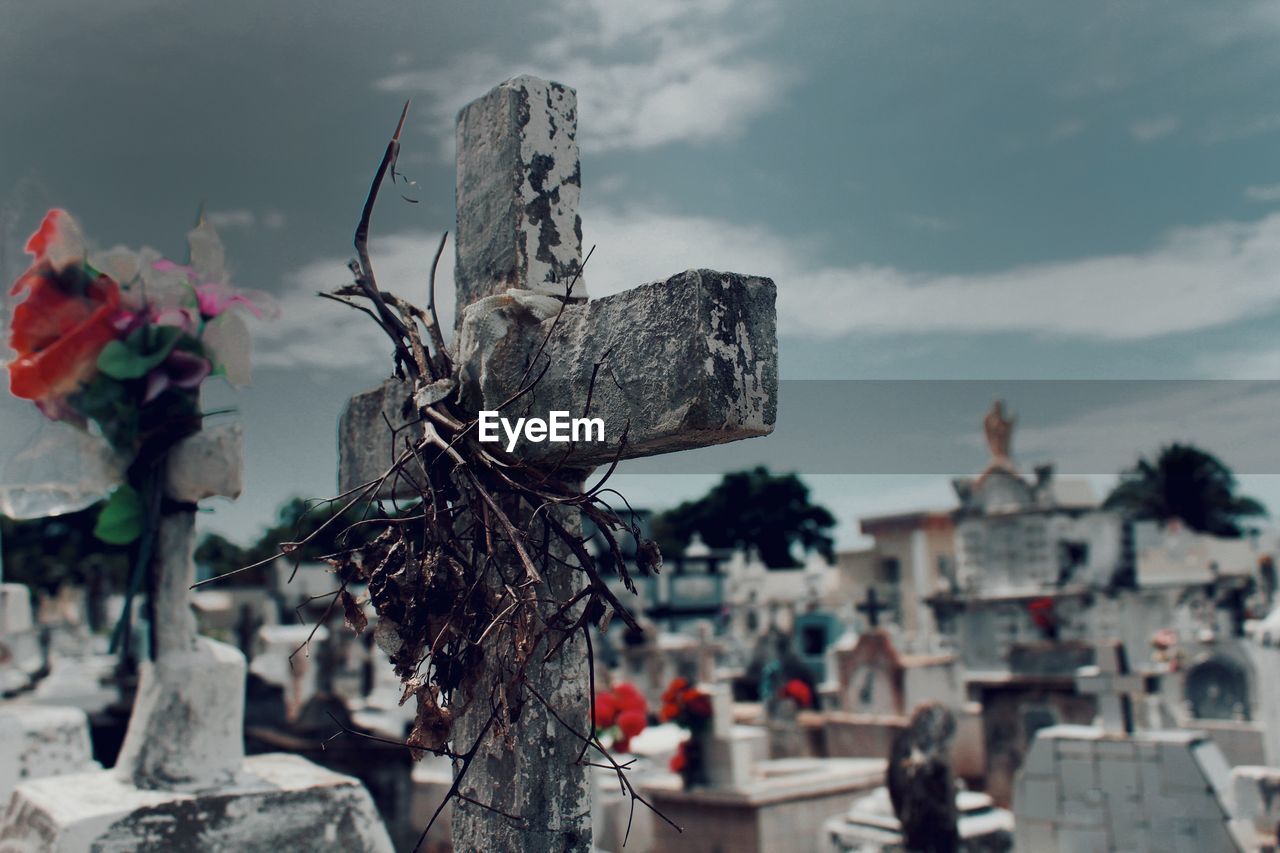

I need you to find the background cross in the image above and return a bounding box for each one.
[857,586,891,629]
[1075,640,1155,735]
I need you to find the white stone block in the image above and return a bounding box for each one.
[1059,757,1099,800]
[0,753,393,851]
[0,584,34,635]
[1015,776,1059,822]
[1016,819,1056,852]
[1231,765,1280,822]
[0,704,99,801]
[705,727,767,790]
[113,637,247,791]
[1098,755,1141,803]
[1055,825,1108,853]
[1020,738,1057,777]
[164,422,243,503]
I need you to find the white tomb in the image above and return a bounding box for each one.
[0,425,393,851]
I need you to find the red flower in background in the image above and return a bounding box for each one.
[593,691,619,729]
[593,682,649,752]
[780,678,814,709]
[659,677,713,730]
[616,709,646,738]
[1027,597,1057,632]
[669,740,688,773]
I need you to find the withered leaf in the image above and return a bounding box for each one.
[407,691,453,756]
[340,589,368,635]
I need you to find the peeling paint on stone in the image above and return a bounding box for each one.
[455,76,586,325]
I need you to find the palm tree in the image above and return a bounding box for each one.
[1103,443,1266,538]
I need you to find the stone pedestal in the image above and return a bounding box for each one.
[0,705,99,802]
[0,583,41,696]
[645,757,885,853]
[821,787,1014,853]
[1012,725,1255,852]
[0,754,391,852]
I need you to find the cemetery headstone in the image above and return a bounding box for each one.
[0,425,394,851]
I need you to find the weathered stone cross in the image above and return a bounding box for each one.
[339,75,777,852]
[1075,640,1158,735]
[113,422,249,791]
[856,586,890,629]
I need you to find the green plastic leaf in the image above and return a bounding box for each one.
[98,327,181,379]
[94,484,145,545]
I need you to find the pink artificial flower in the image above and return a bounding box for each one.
[150,305,201,333]
[143,349,211,403]
[193,281,266,319]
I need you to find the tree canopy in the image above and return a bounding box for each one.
[1103,442,1266,538]
[1,504,130,596]
[652,467,835,568]
[194,495,402,582]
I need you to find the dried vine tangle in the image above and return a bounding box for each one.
[215,103,675,849]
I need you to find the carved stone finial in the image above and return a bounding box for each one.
[983,399,1014,463]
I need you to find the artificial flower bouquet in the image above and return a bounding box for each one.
[6,209,267,545]
[4,209,269,656]
[659,677,714,788]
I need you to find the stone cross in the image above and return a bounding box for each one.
[856,586,890,629]
[112,422,249,791]
[339,75,777,852]
[1075,640,1152,735]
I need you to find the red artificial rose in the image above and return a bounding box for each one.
[616,708,647,738]
[662,677,689,704]
[684,690,713,720]
[669,740,688,773]
[660,701,680,722]
[1027,597,1056,631]
[8,264,122,402]
[593,691,619,729]
[781,679,814,709]
[613,736,631,754]
[613,682,647,714]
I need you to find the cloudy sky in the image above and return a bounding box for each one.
[3,0,1280,550]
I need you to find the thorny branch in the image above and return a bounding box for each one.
[204,102,672,850]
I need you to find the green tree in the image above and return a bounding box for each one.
[1103,443,1266,538]
[195,495,408,581]
[653,467,835,568]
[1,505,131,630]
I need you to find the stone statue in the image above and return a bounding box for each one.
[983,399,1014,463]
[887,702,959,853]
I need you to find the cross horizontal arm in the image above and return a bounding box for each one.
[480,268,777,467]
[338,268,776,494]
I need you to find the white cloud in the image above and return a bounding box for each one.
[373,0,791,154]
[1203,113,1280,145]
[1246,183,1280,203]
[581,206,1280,341]
[1050,118,1086,141]
[256,205,1280,371]
[253,232,456,371]
[206,209,286,230]
[1197,346,1280,380]
[1130,116,1181,142]
[1014,382,1280,475]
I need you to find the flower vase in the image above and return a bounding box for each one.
[679,733,710,790]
